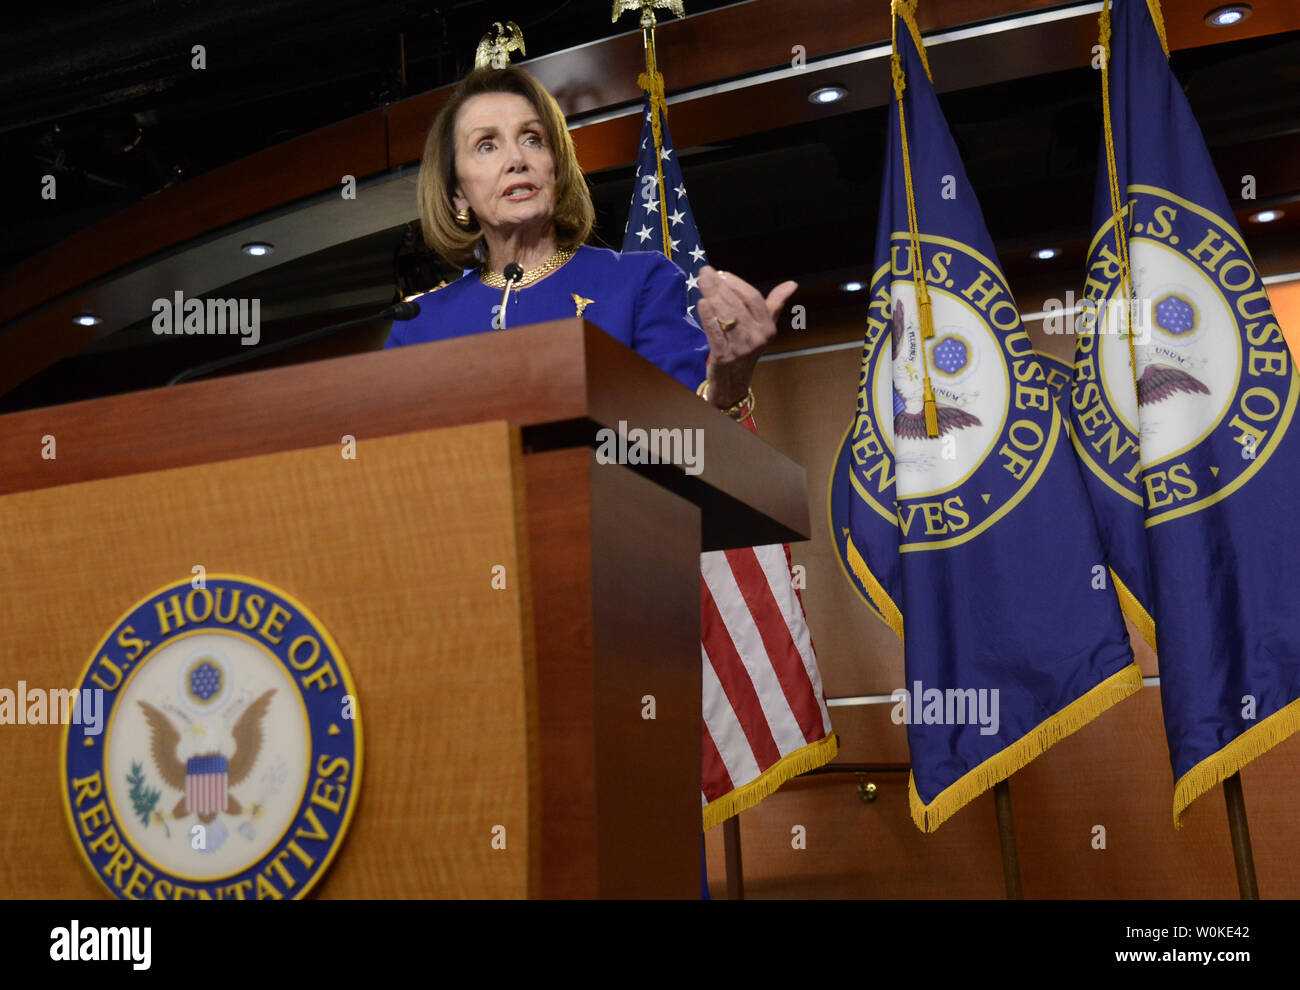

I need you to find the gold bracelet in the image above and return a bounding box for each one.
[696,381,756,423]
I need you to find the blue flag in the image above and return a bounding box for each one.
[1036,349,1074,423]
[846,4,1140,831]
[1068,6,1160,652]
[1083,0,1300,826]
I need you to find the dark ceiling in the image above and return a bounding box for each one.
[2,2,1299,413]
[0,0,737,271]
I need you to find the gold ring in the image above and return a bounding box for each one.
[717,317,739,333]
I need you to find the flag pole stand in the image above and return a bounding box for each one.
[993,779,1023,899]
[1222,772,1260,899]
[723,817,745,900]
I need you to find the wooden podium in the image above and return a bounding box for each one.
[0,318,809,899]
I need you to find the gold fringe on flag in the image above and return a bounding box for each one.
[1173,695,1300,829]
[703,733,839,830]
[846,537,905,642]
[1111,567,1156,654]
[909,662,1143,832]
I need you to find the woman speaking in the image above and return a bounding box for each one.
[384,65,796,419]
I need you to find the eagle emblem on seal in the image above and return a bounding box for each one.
[891,299,983,439]
[138,689,275,823]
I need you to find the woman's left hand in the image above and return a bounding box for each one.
[696,265,798,409]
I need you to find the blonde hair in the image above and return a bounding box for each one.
[417,66,595,269]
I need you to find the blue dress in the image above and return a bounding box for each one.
[384,244,709,392]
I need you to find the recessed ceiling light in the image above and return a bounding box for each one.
[1033,248,1059,260]
[1249,208,1283,223]
[1205,5,1251,27]
[840,280,865,292]
[241,242,274,257]
[74,314,101,326]
[809,86,847,105]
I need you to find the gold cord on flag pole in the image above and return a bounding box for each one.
[641,34,673,255]
[1099,0,1142,410]
[1145,0,1170,58]
[615,1,686,258]
[891,0,939,437]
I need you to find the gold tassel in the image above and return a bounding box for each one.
[918,281,935,339]
[923,378,939,437]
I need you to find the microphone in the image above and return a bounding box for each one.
[167,299,421,385]
[497,263,524,330]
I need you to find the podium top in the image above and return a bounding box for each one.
[0,319,809,550]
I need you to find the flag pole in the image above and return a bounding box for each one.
[992,779,1023,899]
[614,1,683,256]
[722,818,745,899]
[1223,772,1260,898]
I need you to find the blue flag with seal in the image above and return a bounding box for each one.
[845,0,1140,832]
[1085,0,1300,827]
[1067,2,1161,653]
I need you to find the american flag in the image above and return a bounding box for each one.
[186,754,227,817]
[621,92,837,829]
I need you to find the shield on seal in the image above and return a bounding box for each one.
[186,754,228,818]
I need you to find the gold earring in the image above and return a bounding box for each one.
[454,208,472,228]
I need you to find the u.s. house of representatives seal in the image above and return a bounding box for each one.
[836,234,1058,554]
[61,576,362,900]
[1073,185,1297,524]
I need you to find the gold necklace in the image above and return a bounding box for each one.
[480,247,576,289]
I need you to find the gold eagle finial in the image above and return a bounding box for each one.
[475,22,526,69]
[612,0,686,30]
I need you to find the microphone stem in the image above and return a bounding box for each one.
[498,282,512,330]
